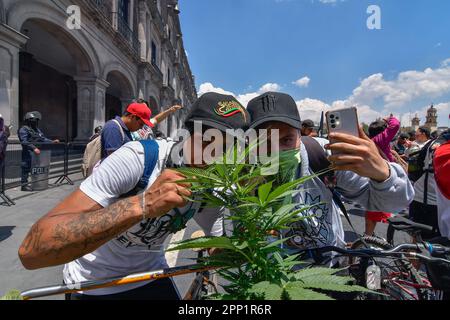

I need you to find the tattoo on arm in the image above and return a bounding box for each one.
[22,196,142,267]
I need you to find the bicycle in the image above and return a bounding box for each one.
[296,241,450,300]
[386,212,435,246]
[20,231,219,301]
[183,231,219,300]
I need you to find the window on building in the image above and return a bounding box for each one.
[167,68,171,87]
[118,0,130,24]
[157,0,161,13]
[151,41,157,66]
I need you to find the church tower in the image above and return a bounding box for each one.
[411,114,420,131]
[425,104,438,132]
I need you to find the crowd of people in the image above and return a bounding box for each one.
[4,89,447,300]
[1,101,183,192]
[364,115,450,241]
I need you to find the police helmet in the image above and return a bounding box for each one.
[24,111,42,121]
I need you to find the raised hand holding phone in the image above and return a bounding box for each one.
[325,107,390,182]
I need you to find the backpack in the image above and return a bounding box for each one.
[81,120,124,178]
[121,139,177,197]
[407,140,435,183]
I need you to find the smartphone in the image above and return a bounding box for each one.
[326,107,360,154]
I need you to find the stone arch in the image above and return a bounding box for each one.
[105,69,136,120]
[6,0,100,77]
[148,95,159,117]
[102,62,137,96]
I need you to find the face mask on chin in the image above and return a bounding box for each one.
[271,149,301,187]
[29,120,38,129]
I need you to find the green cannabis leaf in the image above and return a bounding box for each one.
[1,290,23,300]
[171,144,370,300]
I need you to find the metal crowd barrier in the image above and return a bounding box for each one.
[0,141,88,206]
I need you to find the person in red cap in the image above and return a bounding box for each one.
[101,101,153,159]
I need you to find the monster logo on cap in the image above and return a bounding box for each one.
[215,101,247,122]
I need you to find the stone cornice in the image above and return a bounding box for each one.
[0,23,28,48]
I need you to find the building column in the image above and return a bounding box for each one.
[74,77,110,140]
[129,0,135,31]
[0,24,28,139]
[112,0,119,30]
[138,0,148,61]
[137,66,147,99]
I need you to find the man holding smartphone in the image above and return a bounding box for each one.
[247,92,414,263]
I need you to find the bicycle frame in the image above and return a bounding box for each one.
[300,243,450,300]
[20,264,218,300]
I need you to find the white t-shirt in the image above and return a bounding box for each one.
[63,140,223,295]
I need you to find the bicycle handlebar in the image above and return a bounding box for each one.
[298,243,450,264]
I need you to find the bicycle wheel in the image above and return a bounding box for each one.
[349,236,428,300]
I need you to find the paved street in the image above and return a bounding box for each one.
[0,174,200,300]
[0,175,410,300]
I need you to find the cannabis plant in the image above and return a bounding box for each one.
[169,144,370,300]
[1,290,23,300]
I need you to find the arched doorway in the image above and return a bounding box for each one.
[18,18,95,141]
[105,71,134,120]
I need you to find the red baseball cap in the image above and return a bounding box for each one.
[434,141,450,199]
[127,102,154,128]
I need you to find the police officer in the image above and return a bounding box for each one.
[18,111,59,191]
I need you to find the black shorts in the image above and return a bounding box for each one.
[66,278,180,300]
[409,201,441,240]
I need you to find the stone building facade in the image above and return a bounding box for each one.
[0,0,196,141]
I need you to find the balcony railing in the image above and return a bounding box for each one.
[115,13,140,56]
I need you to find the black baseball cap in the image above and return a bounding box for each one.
[185,92,250,132]
[301,120,315,129]
[247,92,301,129]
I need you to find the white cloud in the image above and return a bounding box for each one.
[296,98,330,124]
[259,83,281,92]
[293,76,310,88]
[199,60,450,128]
[442,58,450,67]
[197,82,282,107]
[198,82,234,96]
[296,98,382,125]
[347,63,450,108]
[317,0,346,4]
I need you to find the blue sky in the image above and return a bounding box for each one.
[179,0,450,127]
